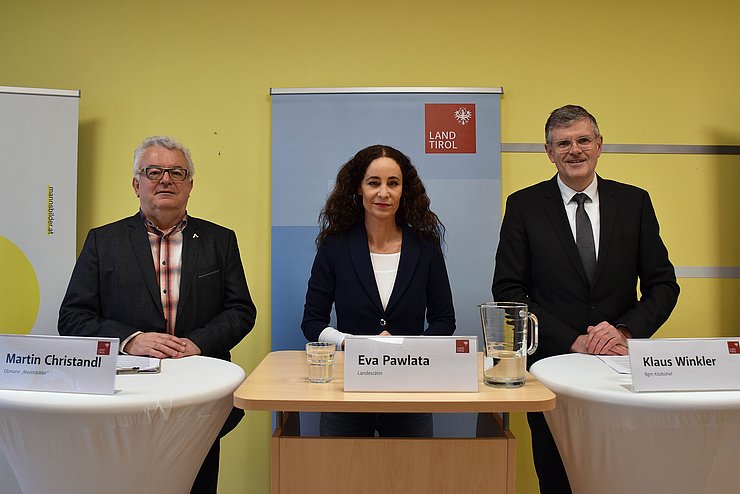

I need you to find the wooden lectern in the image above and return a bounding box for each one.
[234,351,554,494]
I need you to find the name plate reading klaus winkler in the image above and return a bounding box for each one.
[344,336,478,392]
[629,337,740,392]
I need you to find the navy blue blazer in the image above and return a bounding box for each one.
[301,223,456,341]
[58,213,256,361]
[493,175,679,364]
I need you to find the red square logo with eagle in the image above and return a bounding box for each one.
[425,104,476,154]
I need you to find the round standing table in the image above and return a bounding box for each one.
[530,353,740,494]
[0,356,245,494]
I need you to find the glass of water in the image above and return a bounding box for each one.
[305,342,336,383]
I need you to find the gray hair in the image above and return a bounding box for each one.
[545,105,601,145]
[133,136,195,179]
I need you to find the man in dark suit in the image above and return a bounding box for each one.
[58,135,257,494]
[492,105,679,494]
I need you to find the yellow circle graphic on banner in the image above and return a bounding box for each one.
[0,235,40,334]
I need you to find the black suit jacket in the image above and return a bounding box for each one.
[58,213,257,361]
[493,175,679,365]
[302,223,455,341]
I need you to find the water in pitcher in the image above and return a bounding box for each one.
[484,349,525,387]
[479,301,538,388]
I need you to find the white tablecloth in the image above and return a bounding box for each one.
[530,353,740,494]
[0,356,245,494]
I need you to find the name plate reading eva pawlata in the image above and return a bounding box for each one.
[344,335,478,392]
[629,337,740,392]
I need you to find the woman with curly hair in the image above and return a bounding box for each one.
[301,144,456,437]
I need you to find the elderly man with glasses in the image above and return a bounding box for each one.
[492,105,679,493]
[59,135,256,494]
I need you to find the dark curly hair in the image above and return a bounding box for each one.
[316,144,445,247]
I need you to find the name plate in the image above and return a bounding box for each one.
[0,334,119,395]
[344,335,478,392]
[629,337,740,392]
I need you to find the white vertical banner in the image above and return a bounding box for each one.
[271,87,502,436]
[0,87,79,336]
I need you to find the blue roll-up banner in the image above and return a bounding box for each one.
[271,87,502,436]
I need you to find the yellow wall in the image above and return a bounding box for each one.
[2,1,738,493]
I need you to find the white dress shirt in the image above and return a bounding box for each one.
[557,174,600,259]
[318,251,400,349]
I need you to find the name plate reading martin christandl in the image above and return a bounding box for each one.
[629,337,740,392]
[344,335,478,392]
[0,334,119,395]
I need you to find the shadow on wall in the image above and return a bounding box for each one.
[712,130,740,337]
[76,119,99,252]
[712,130,740,263]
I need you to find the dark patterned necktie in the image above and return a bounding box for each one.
[573,193,596,284]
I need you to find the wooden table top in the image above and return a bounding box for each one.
[234,351,555,413]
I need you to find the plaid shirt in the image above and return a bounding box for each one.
[143,214,188,335]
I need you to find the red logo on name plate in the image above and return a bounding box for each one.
[97,341,111,356]
[456,339,470,353]
[727,341,740,354]
[425,104,476,154]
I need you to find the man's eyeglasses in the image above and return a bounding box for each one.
[553,136,597,152]
[139,166,190,182]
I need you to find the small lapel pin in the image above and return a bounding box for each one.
[193,233,199,238]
